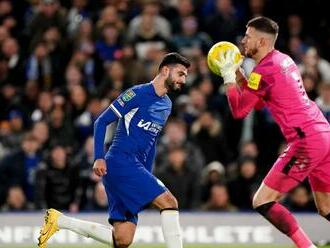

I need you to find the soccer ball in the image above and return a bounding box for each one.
[207,41,242,76]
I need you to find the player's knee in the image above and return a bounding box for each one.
[113,232,133,248]
[167,194,178,208]
[252,193,264,209]
[162,192,178,208]
[317,206,330,218]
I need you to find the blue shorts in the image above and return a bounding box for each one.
[103,151,166,225]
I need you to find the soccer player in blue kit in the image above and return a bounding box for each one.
[38,53,190,248]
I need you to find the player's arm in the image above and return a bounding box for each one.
[217,50,260,119]
[236,68,248,86]
[94,105,120,160]
[224,84,260,119]
[93,89,139,176]
[93,105,119,176]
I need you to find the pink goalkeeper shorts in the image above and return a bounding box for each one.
[264,131,330,193]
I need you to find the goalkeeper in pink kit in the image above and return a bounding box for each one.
[216,16,330,248]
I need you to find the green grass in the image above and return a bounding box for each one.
[3,245,330,248]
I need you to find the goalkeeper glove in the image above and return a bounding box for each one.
[215,50,243,84]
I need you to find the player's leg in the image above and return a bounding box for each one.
[253,137,318,248]
[313,192,330,220]
[253,183,315,248]
[308,132,330,221]
[152,190,182,248]
[104,155,182,248]
[38,208,112,248]
[112,221,136,248]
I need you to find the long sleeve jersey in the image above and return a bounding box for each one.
[227,50,330,142]
[94,82,172,171]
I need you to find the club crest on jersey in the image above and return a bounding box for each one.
[122,89,136,102]
[248,72,261,90]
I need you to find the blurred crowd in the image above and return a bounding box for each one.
[0,0,329,213]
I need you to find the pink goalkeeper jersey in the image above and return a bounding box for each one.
[227,49,330,142]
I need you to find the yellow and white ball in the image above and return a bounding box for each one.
[207,41,242,76]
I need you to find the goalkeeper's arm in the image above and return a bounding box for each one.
[225,84,260,119]
[218,50,260,119]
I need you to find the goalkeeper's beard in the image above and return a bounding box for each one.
[245,47,258,58]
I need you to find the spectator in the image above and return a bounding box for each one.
[200,161,226,203]
[67,0,91,38]
[171,15,212,57]
[74,97,103,143]
[31,121,50,154]
[27,0,67,46]
[119,43,147,84]
[0,110,25,151]
[285,185,316,212]
[25,41,52,90]
[2,186,27,211]
[96,5,125,36]
[191,111,231,164]
[95,24,122,63]
[127,0,171,42]
[157,117,205,173]
[1,38,25,86]
[72,136,98,210]
[203,0,239,43]
[0,133,41,207]
[156,146,201,209]
[31,91,53,122]
[48,107,75,150]
[168,0,195,34]
[35,145,81,211]
[202,183,237,212]
[299,47,330,82]
[228,157,260,210]
[316,81,330,123]
[97,60,127,99]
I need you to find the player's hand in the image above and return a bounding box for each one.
[215,50,243,84]
[93,159,107,177]
[236,67,247,86]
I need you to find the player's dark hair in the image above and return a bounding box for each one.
[158,52,190,71]
[247,16,279,36]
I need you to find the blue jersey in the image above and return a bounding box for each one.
[94,82,172,170]
[94,82,172,223]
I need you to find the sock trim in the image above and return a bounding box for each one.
[255,201,276,216]
[160,208,179,213]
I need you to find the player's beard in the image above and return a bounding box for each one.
[165,74,181,92]
[245,45,258,58]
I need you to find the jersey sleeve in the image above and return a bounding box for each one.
[94,106,119,160]
[243,69,272,98]
[226,84,261,119]
[109,88,140,118]
[94,87,141,160]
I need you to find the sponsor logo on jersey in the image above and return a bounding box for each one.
[248,72,261,90]
[137,119,162,135]
[122,89,136,102]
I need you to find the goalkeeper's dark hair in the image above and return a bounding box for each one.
[158,52,190,71]
[247,16,279,36]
